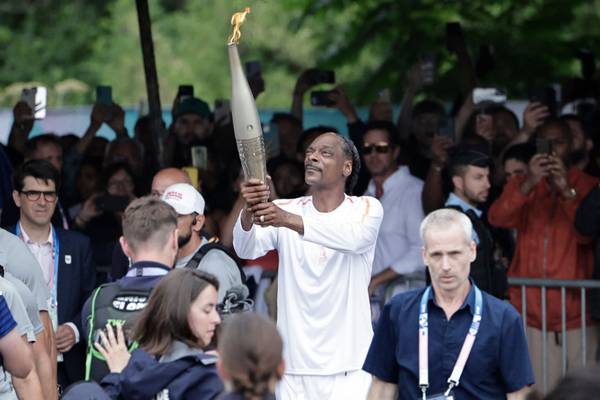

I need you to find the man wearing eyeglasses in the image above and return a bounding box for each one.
[362,121,425,314]
[10,159,96,390]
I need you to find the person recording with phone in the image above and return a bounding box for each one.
[164,95,214,168]
[312,85,389,195]
[72,162,136,282]
[488,118,599,389]
[290,68,336,124]
[499,89,553,150]
[421,88,519,214]
[7,87,49,165]
[59,92,132,203]
[4,93,132,230]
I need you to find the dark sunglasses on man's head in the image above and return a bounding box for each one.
[362,142,391,154]
[20,190,57,202]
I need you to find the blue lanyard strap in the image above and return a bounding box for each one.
[16,223,59,307]
[418,284,483,399]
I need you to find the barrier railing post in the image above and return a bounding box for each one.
[521,285,527,330]
[541,286,547,394]
[581,287,587,368]
[560,286,567,376]
[507,277,600,392]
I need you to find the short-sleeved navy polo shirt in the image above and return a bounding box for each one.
[363,284,534,400]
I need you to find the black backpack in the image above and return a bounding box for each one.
[84,282,151,382]
[446,206,508,299]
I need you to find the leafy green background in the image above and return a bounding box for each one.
[0,0,599,108]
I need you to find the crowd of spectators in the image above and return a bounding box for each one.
[0,27,599,399]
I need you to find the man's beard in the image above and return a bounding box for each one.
[465,188,487,205]
[178,232,192,248]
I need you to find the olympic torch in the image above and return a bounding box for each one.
[228,7,267,183]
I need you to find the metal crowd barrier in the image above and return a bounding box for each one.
[508,277,600,394]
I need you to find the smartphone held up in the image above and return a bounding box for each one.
[529,85,559,118]
[536,138,553,155]
[473,88,507,105]
[307,68,336,107]
[310,90,336,107]
[21,86,47,119]
[95,85,114,121]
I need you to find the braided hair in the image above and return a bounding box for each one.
[338,135,361,195]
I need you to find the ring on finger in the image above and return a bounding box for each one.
[260,215,265,223]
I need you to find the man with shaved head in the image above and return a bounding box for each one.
[234,132,383,399]
[151,167,192,197]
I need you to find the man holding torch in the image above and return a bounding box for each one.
[233,132,383,399]
[228,9,382,398]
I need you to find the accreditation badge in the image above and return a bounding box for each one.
[423,391,455,400]
[48,300,63,362]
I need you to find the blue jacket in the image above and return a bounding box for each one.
[101,342,224,400]
[9,224,96,384]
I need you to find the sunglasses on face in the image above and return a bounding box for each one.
[362,142,391,154]
[20,190,57,202]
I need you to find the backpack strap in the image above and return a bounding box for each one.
[85,284,111,380]
[184,237,221,270]
[85,282,144,381]
[185,238,247,283]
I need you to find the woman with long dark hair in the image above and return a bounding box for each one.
[96,269,224,399]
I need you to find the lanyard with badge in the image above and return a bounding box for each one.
[418,285,482,400]
[16,223,59,325]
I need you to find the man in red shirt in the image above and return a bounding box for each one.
[489,118,598,389]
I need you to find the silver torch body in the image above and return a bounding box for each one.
[228,43,267,182]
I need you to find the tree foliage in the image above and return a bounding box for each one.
[0,0,352,108]
[294,0,600,103]
[0,0,599,108]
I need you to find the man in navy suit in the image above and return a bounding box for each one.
[11,159,96,389]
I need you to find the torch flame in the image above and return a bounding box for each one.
[228,7,251,45]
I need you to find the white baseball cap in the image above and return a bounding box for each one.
[161,183,205,215]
